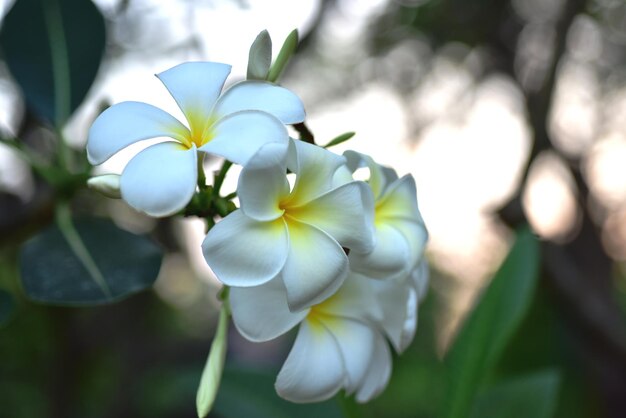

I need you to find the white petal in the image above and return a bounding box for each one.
[394,219,429,270]
[120,141,197,217]
[213,81,305,124]
[87,101,189,165]
[316,273,384,323]
[276,319,345,403]
[332,165,354,187]
[237,142,289,221]
[230,278,308,342]
[157,62,231,131]
[320,317,376,394]
[349,223,410,279]
[202,211,288,287]
[288,182,375,253]
[374,279,417,353]
[199,110,288,165]
[355,332,392,403]
[377,175,422,222]
[344,150,389,200]
[282,220,348,311]
[286,139,347,206]
[411,258,430,302]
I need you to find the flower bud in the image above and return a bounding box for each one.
[87,174,121,199]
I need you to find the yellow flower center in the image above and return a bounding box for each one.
[180,113,218,149]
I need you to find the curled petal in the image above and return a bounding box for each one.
[287,139,347,206]
[332,165,354,187]
[316,273,383,323]
[87,101,189,165]
[202,211,288,287]
[319,317,377,394]
[344,150,390,200]
[238,142,289,222]
[349,223,410,279]
[230,278,308,342]
[200,110,288,165]
[288,182,375,253]
[355,333,392,403]
[157,62,231,131]
[276,319,345,403]
[213,81,305,124]
[282,220,348,311]
[395,219,429,270]
[374,279,417,353]
[377,175,422,222]
[411,258,430,302]
[120,142,197,217]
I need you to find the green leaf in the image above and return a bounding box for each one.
[247,30,272,80]
[0,0,106,124]
[267,29,298,83]
[213,366,343,418]
[443,226,541,418]
[196,305,229,418]
[323,132,356,148]
[19,217,163,305]
[470,370,561,418]
[0,289,15,326]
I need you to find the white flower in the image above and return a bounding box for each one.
[229,273,395,403]
[344,151,428,280]
[202,138,375,311]
[87,61,305,217]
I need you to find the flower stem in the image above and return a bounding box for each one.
[337,393,360,418]
[197,153,208,190]
[212,160,232,199]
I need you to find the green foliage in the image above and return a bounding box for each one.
[267,29,298,83]
[213,366,343,418]
[443,226,540,418]
[19,217,163,305]
[247,30,272,80]
[0,0,106,124]
[323,132,356,149]
[470,369,560,418]
[0,289,15,326]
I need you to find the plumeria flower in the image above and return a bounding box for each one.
[342,151,428,280]
[229,273,397,403]
[87,61,305,217]
[202,138,375,311]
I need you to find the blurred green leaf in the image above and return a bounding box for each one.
[247,30,272,80]
[470,369,560,418]
[443,226,540,418]
[213,366,343,418]
[0,0,106,124]
[323,132,356,148]
[0,289,15,326]
[267,29,298,83]
[19,217,162,305]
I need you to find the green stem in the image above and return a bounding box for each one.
[55,202,112,299]
[197,153,208,190]
[0,137,44,169]
[212,160,233,199]
[336,393,360,418]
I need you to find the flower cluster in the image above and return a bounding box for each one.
[87,57,428,406]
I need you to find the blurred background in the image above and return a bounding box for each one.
[1,0,626,417]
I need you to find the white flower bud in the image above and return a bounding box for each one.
[87,174,121,199]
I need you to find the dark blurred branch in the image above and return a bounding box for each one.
[498,0,587,227]
[493,0,626,413]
